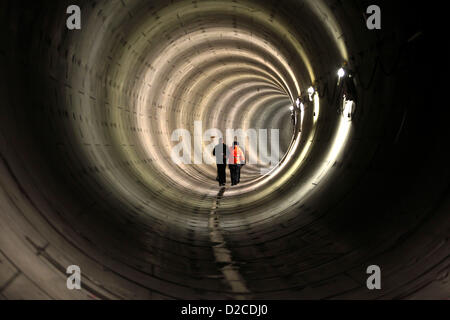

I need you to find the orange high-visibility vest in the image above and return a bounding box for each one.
[228,146,245,164]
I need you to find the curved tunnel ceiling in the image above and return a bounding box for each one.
[0,0,449,299]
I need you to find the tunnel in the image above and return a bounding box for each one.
[0,0,449,300]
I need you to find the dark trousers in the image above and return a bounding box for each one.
[216,164,226,185]
[229,164,241,185]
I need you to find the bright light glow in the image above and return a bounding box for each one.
[300,102,305,125]
[312,113,352,184]
[337,68,345,78]
[289,105,294,111]
[313,92,320,122]
[296,98,300,108]
[343,98,354,119]
[307,86,314,101]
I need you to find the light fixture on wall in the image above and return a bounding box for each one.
[337,61,349,86]
[307,86,315,101]
[343,98,355,120]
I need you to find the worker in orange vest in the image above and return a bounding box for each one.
[228,141,245,186]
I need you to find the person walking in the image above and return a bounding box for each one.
[228,141,245,186]
[213,138,229,186]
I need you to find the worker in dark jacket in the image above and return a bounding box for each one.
[213,138,229,186]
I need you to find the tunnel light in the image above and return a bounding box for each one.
[343,98,355,120]
[296,98,300,108]
[337,67,347,86]
[289,105,294,111]
[307,86,315,101]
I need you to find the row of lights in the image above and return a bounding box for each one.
[289,65,355,120]
[337,67,346,79]
[290,85,314,111]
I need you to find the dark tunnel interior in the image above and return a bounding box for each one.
[0,0,449,300]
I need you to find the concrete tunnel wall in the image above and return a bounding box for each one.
[0,0,449,299]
